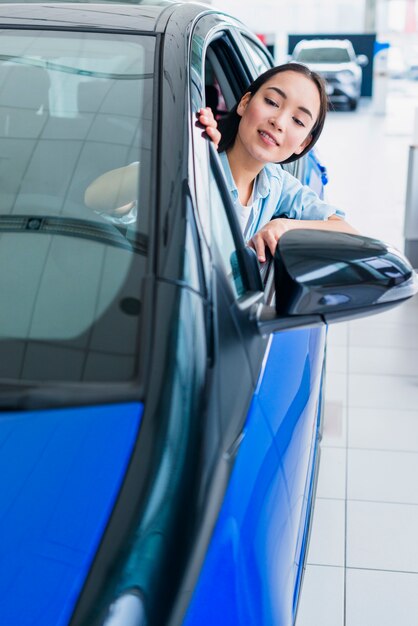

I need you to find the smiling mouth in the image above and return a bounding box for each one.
[258,130,279,146]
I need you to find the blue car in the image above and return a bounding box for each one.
[0,2,416,626]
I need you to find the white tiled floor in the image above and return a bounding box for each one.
[296,80,418,626]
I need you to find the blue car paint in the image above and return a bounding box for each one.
[183,327,326,626]
[0,402,143,625]
[292,429,320,614]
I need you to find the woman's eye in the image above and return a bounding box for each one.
[265,97,278,107]
[293,117,305,127]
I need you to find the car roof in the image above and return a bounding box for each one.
[295,38,353,50]
[0,1,212,32]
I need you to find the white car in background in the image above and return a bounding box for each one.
[291,38,368,110]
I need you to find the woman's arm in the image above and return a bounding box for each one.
[249,215,358,263]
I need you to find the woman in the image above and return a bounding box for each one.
[198,62,357,262]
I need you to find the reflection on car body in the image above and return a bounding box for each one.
[0,3,415,626]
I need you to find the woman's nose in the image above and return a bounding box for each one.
[269,113,284,131]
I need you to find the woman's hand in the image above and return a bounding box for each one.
[249,215,358,263]
[197,107,221,149]
[248,218,292,263]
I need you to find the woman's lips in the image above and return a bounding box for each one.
[258,130,279,146]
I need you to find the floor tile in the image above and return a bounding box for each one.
[325,343,348,374]
[348,449,418,504]
[376,296,418,326]
[347,500,418,572]
[346,568,418,626]
[348,320,418,350]
[295,565,344,626]
[326,322,349,347]
[348,407,418,452]
[321,400,347,448]
[324,371,347,405]
[348,374,418,411]
[348,345,418,377]
[307,498,345,567]
[317,447,346,500]
[320,107,408,239]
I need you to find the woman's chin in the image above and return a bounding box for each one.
[251,140,292,164]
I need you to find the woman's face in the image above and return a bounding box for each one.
[235,71,321,165]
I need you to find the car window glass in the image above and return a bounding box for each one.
[208,162,245,298]
[0,31,156,383]
[240,35,272,73]
[0,31,154,235]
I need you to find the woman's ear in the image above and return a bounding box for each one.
[237,92,251,117]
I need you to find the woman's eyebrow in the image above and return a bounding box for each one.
[266,86,313,119]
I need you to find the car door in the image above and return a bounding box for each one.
[235,30,329,614]
[180,17,328,626]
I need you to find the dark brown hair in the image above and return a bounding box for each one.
[218,62,328,164]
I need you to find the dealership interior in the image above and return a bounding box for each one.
[208,0,418,624]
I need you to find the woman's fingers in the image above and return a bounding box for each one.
[204,126,221,147]
[198,107,217,126]
[196,107,221,148]
[249,231,275,263]
[248,219,290,262]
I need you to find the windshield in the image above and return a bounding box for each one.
[295,47,352,63]
[0,30,155,385]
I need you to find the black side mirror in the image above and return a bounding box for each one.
[256,230,417,334]
[275,229,417,321]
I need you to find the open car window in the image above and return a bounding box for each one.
[203,33,251,114]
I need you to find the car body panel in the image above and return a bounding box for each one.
[181,325,326,626]
[0,2,176,32]
[0,402,142,625]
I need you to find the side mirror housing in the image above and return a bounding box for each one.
[256,230,417,334]
[356,54,369,67]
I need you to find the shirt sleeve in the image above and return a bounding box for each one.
[275,169,345,221]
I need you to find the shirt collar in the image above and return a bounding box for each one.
[255,165,270,200]
[219,150,271,201]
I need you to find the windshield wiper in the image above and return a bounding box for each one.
[0,215,147,255]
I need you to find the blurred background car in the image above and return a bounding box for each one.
[291,38,368,110]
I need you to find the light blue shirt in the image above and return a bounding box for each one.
[219,151,345,239]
